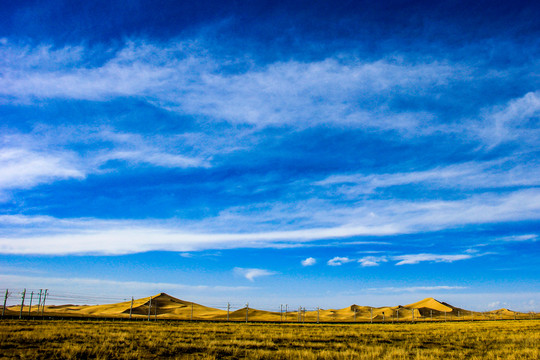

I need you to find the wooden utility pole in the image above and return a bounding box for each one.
[19,289,26,319]
[36,289,42,314]
[41,290,47,316]
[396,309,399,322]
[147,296,152,321]
[245,303,249,323]
[129,297,134,320]
[2,289,8,318]
[227,303,230,321]
[382,312,385,323]
[28,291,34,316]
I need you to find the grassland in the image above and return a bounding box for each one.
[1,319,538,359]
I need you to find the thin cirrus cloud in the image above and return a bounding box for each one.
[1,40,537,150]
[1,188,540,255]
[335,254,473,267]
[478,90,540,146]
[0,128,209,196]
[327,257,354,266]
[314,159,540,196]
[0,148,84,190]
[0,40,464,133]
[393,254,473,266]
[233,267,276,282]
[497,234,538,242]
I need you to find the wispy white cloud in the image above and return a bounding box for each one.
[358,256,388,267]
[0,148,84,191]
[393,253,473,265]
[301,257,317,266]
[0,188,540,255]
[233,267,276,282]
[0,128,210,196]
[315,159,540,197]
[479,91,540,146]
[327,257,354,266]
[498,234,538,242]
[0,41,464,134]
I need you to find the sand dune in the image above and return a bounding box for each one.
[5,294,526,321]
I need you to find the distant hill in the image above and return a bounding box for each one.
[6,294,525,321]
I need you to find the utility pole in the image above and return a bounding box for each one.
[2,289,8,318]
[370,307,373,324]
[129,297,134,320]
[430,309,433,321]
[280,304,283,322]
[297,307,301,322]
[19,289,26,319]
[41,290,47,316]
[36,289,42,314]
[147,296,152,321]
[396,309,399,322]
[245,303,249,323]
[382,312,385,323]
[227,303,230,321]
[28,291,34,316]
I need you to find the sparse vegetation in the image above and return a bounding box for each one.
[1,319,538,359]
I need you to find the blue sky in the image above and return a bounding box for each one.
[0,0,539,311]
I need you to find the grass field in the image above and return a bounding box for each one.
[0,319,538,359]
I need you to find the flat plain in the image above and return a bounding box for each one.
[1,319,538,359]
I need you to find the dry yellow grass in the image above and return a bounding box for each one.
[0,319,538,359]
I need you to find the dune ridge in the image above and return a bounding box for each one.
[6,293,526,321]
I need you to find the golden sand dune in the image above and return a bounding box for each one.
[404,297,453,312]
[5,294,525,321]
[489,308,517,315]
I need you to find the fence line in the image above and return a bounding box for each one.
[1,288,538,323]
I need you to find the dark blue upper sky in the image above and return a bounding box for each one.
[0,0,538,311]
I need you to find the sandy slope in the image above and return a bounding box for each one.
[5,294,525,321]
